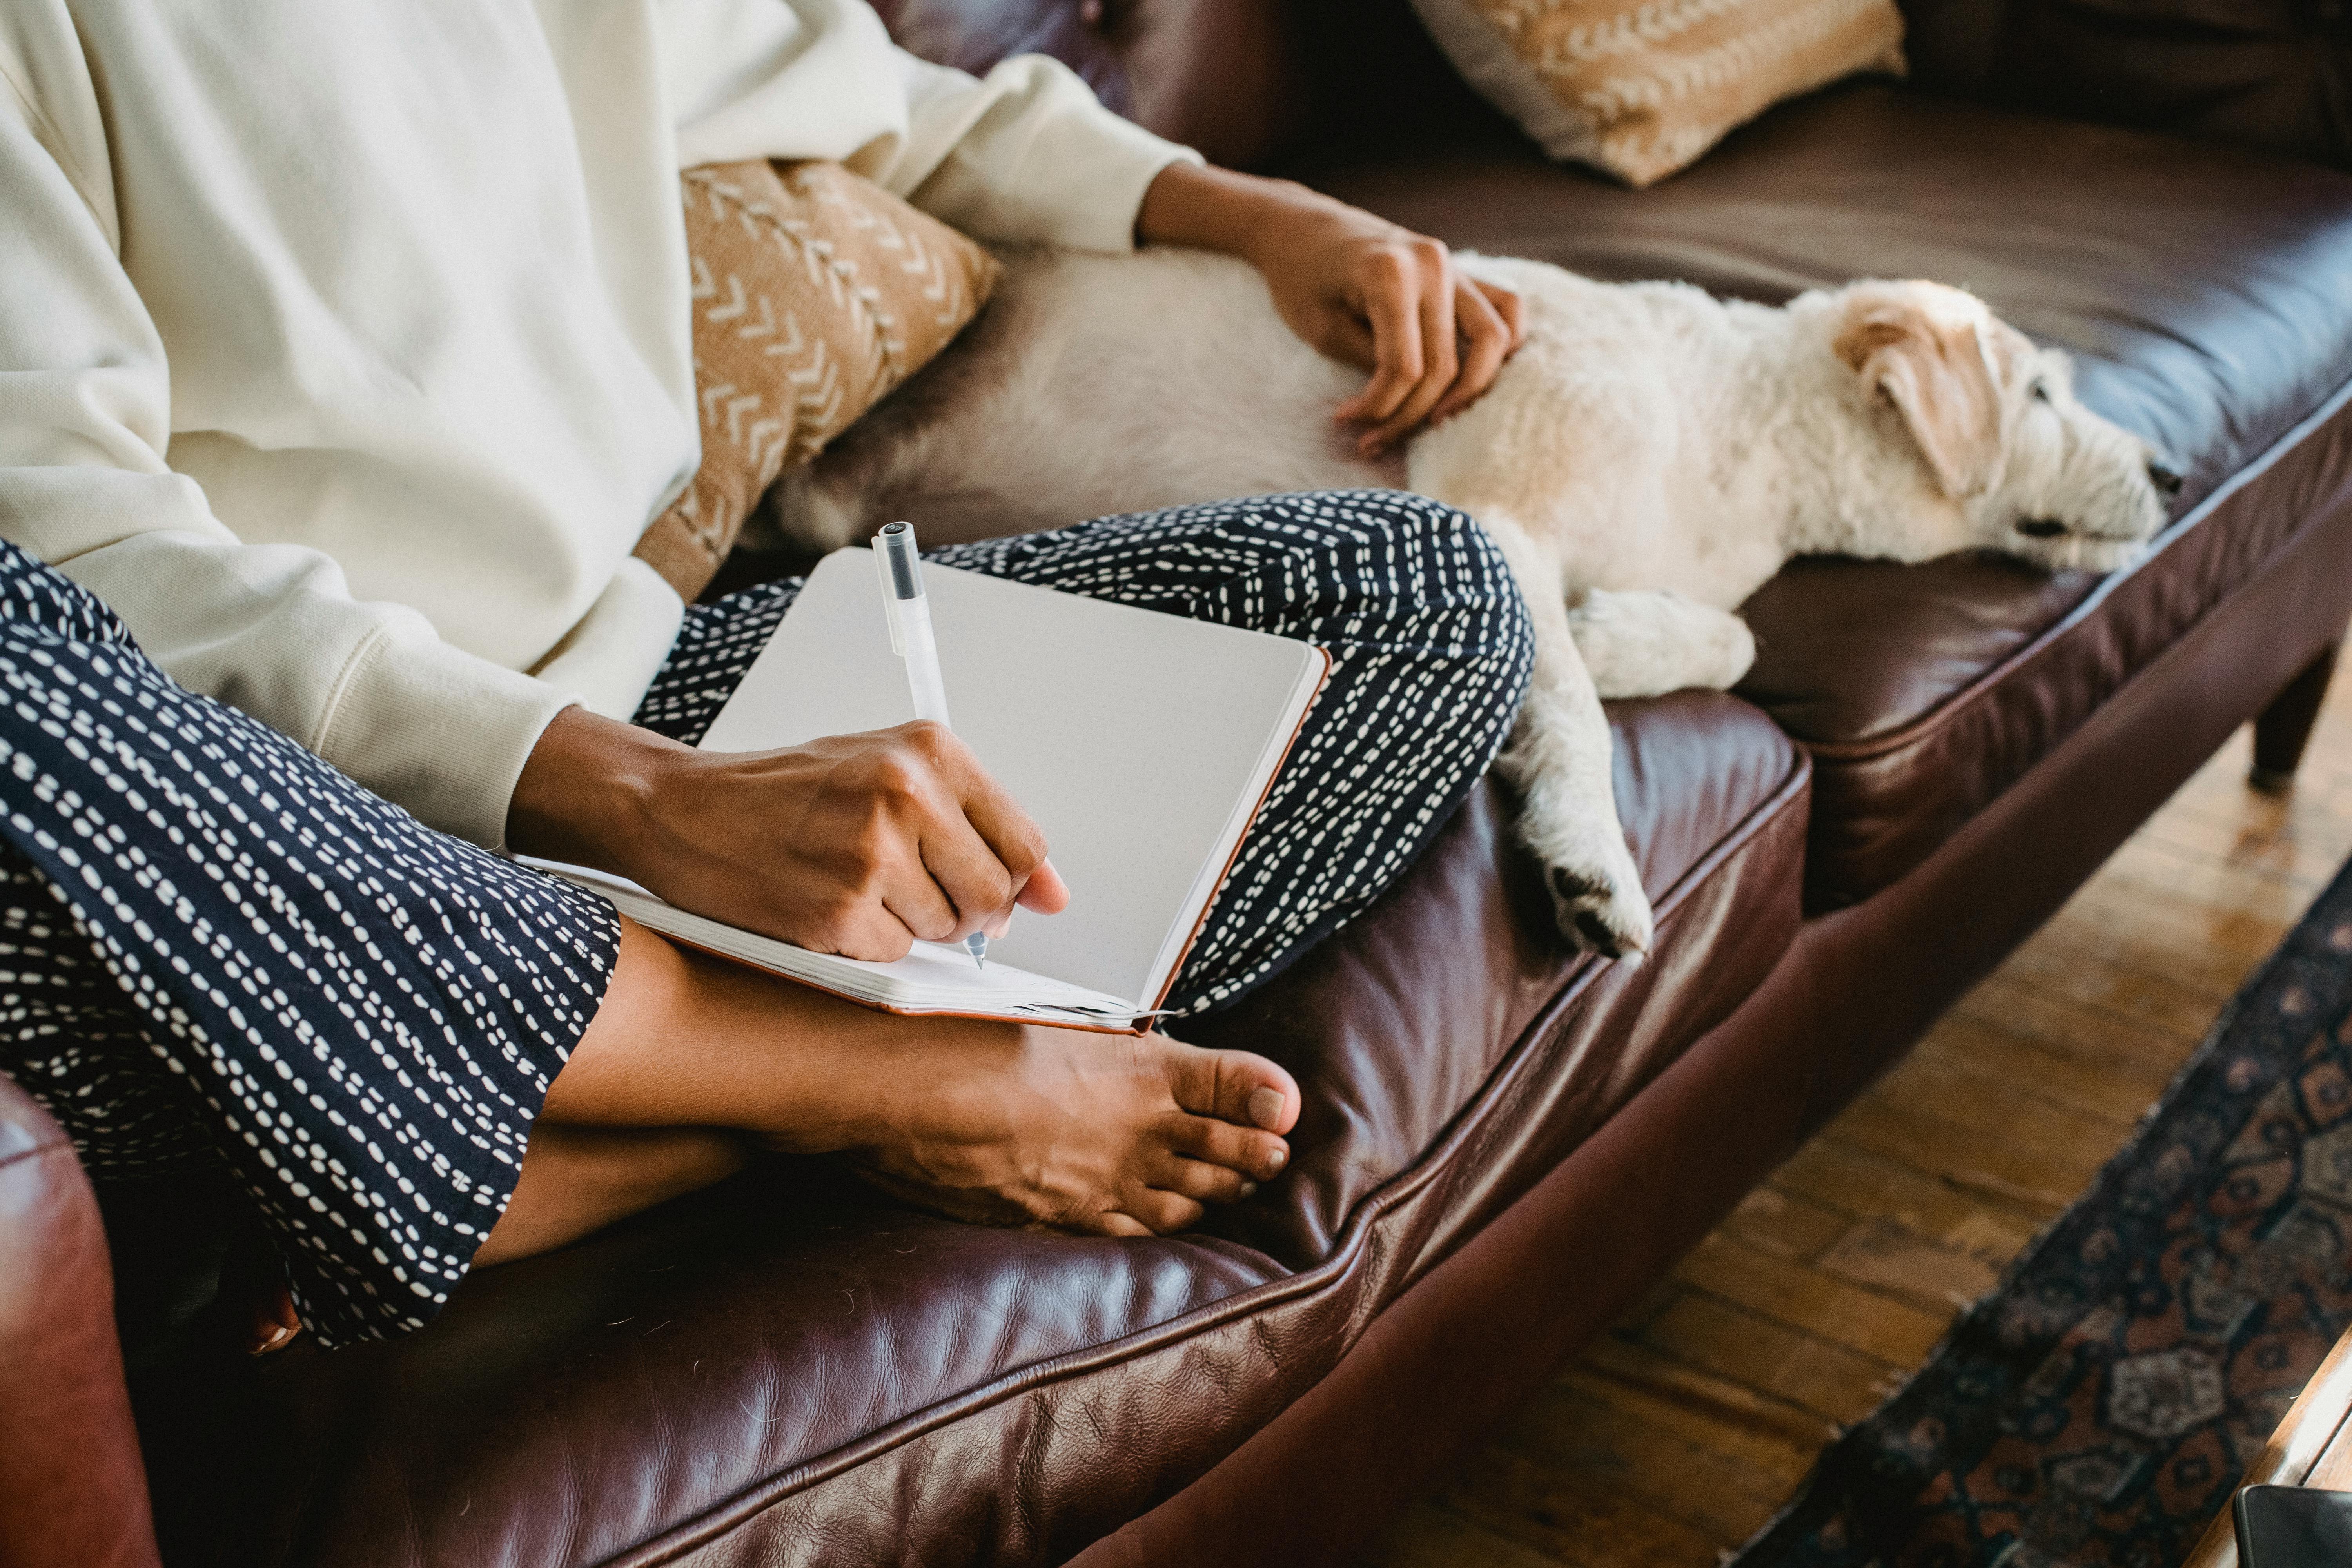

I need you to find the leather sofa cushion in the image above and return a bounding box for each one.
[1190,691,1808,1272]
[136,695,1805,1567]
[1312,82,2352,907]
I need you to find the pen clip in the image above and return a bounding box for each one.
[875,544,906,657]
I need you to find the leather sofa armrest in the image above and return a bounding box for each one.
[1897,0,2352,174]
[0,1074,160,1568]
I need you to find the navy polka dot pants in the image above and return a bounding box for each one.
[0,491,1529,1343]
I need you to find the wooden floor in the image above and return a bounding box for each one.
[1367,649,2352,1568]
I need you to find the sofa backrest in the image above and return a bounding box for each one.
[867,0,1517,172]
[1899,0,2352,172]
[876,0,2351,177]
[868,0,1305,169]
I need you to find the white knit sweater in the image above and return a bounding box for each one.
[0,0,1194,849]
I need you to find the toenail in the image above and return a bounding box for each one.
[1248,1087,1286,1129]
[1265,1145,1287,1172]
[1238,1181,1258,1198]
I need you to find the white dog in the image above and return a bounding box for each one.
[774,249,2175,958]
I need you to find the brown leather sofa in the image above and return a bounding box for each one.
[9,0,2352,1563]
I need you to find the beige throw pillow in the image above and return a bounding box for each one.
[634,160,1001,601]
[1408,0,1907,187]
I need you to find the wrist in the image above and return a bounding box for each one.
[505,705,681,874]
[1136,162,1338,266]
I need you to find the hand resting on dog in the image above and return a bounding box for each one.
[1138,162,1527,456]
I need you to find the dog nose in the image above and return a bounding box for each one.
[2147,461,2184,497]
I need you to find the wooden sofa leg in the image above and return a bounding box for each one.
[2251,640,2342,793]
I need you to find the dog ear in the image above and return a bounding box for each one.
[1833,283,2007,499]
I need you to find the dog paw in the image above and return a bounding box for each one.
[1566,592,1758,701]
[1688,613,1758,693]
[1541,845,1654,960]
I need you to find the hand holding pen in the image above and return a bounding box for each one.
[875,522,1061,967]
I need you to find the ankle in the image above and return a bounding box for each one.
[831,1016,1027,1152]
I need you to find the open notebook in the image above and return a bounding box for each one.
[533,548,1327,1031]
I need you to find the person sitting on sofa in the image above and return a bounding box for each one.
[0,0,1533,1351]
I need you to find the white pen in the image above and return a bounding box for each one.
[874,522,993,970]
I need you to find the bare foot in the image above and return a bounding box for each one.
[500,921,1301,1259]
[826,1025,1300,1236]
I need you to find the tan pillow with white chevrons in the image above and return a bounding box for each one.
[633,160,1000,601]
[1408,0,1906,188]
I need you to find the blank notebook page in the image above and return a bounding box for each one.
[699,550,1325,1005]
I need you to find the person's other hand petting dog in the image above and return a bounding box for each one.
[777,248,2177,960]
[1136,163,1528,459]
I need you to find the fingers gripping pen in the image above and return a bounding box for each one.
[875,523,991,969]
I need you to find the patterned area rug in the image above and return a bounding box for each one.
[1733,857,2352,1568]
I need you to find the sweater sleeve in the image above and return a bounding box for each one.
[0,89,576,852]
[878,47,1202,254]
[665,0,1200,253]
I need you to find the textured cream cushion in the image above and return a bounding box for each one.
[1408,0,1907,187]
[636,160,1001,600]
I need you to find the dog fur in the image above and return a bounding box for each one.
[774,248,2172,957]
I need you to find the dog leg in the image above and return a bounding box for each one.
[1483,520,1656,958]
[1566,589,1757,701]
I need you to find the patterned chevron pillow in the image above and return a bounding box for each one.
[1409,0,1906,187]
[635,161,1000,601]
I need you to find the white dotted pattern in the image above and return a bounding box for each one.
[0,546,617,1345]
[0,490,1529,1343]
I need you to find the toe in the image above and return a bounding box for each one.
[1149,1151,1258,1205]
[1165,1111,1290,1182]
[1161,1038,1300,1135]
[1121,1187,1207,1235]
[1084,1210,1155,1238]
